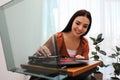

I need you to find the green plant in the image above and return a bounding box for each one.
[90,33,108,72]
[109,46,120,78]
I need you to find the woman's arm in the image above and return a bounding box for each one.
[35,35,58,57]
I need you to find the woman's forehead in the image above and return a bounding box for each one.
[74,16,90,24]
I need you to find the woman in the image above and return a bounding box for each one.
[30,9,93,80]
[36,9,91,59]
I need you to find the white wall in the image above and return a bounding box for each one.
[0,37,30,80]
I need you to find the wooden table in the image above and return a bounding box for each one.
[66,60,101,77]
[21,60,101,77]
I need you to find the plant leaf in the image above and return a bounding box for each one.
[109,54,117,58]
[93,41,98,45]
[99,50,106,55]
[96,33,104,44]
[93,55,99,60]
[97,38,104,44]
[89,37,95,42]
[91,51,97,55]
[99,61,110,67]
[89,37,96,45]
[95,45,100,51]
[116,46,120,51]
[97,33,102,40]
[112,63,120,76]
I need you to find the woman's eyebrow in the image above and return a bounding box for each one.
[76,20,89,25]
[75,20,81,23]
[84,24,89,26]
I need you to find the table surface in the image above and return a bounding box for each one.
[66,60,101,77]
[21,60,101,77]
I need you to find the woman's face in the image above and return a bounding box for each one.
[71,16,90,37]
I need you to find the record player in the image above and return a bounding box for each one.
[28,55,62,68]
[28,55,88,68]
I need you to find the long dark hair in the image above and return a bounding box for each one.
[62,9,92,37]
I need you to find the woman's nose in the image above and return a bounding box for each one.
[78,25,83,30]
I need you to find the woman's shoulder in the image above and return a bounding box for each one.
[55,32,63,38]
[82,37,89,44]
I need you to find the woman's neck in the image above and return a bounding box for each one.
[63,32,80,50]
[63,32,80,41]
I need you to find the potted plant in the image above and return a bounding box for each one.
[109,46,120,80]
[90,33,109,80]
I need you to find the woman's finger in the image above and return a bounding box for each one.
[43,46,51,56]
[36,46,51,57]
[75,55,85,59]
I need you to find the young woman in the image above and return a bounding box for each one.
[30,9,93,80]
[36,9,91,59]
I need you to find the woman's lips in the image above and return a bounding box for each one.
[75,30,82,35]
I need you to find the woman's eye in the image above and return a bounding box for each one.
[76,22,80,25]
[83,25,88,28]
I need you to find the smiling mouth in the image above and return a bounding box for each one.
[75,30,82,34]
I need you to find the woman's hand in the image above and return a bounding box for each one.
[35,46,51,57]
[75,55,85,59]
